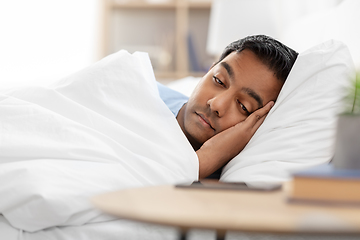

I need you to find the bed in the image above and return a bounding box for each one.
[0,40,355,240]
[0,0,359,239]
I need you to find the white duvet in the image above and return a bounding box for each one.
[0,51,198,232]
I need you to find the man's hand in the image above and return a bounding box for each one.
[196,101,274,179]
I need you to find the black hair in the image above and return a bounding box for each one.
[218,35,298,82]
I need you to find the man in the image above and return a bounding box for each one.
[159,35,298,179]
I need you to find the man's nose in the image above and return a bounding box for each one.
[207,92,232,117]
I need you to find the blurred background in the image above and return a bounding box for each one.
[0,0,358,87]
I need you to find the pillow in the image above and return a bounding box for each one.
[220,40,355,187]
[167,76,201,97]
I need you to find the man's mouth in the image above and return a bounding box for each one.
[196,113,215,131]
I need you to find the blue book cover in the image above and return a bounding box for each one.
[294,164,360,180]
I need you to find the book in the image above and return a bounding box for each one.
[187,32,201,73]
[288,164,360,205]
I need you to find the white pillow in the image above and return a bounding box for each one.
[221,40,355,187]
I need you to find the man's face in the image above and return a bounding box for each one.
[177,50,283,149]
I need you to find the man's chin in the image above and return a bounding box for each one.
[185,131,207,151]
[192,132,214,149]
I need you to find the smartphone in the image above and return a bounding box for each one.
[175,180,281,191]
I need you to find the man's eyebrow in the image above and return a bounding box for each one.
[242,87,263,108]
[220,61,264,108]
[220,62,233,78]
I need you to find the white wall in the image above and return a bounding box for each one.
[207,0,341,57]
[0,0,101,88]
[280,0,360,69]
[1,0,356,88]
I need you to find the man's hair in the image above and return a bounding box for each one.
[218,35,298,82]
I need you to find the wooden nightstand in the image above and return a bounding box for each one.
[92,182,360,240]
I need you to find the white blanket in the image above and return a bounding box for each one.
[0,51,198,232]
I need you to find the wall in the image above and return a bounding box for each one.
[0,0,101,88]
[0,0,354,88]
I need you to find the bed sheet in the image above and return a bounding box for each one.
[0,214,180,240]
[3,214,359,240]
[0,50,198,232]
[0,215,18,240]
[0,214,217,240]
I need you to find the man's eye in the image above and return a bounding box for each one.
[237,100,250,116]
[213,76,224,86]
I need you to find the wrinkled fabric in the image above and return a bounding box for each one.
[0,50,198,232]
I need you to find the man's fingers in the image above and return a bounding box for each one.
[245,101,274,128]
[252,113,267,130]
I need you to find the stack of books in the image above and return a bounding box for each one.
[288,164,360,205]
